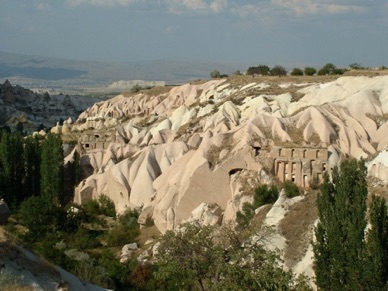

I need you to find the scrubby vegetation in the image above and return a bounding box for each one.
[283,180,301,198]
[291,68,304,76]
[0,130,146,290]
[236,184,279,226]
[154,222,310,290]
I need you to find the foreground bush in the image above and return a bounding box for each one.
[154,223,310,290]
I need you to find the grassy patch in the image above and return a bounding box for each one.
[279,190,318,268]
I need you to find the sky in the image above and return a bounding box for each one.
[0,0,387,68]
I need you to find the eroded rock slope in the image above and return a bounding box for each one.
[62,75,388,278]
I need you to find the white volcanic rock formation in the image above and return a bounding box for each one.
[69,75,388,233]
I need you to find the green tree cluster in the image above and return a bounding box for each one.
[0,130,42,207]
[313,159,388,290]
[317,63,346,75]
[283,180,301,198]
[304,67,317,76]
[291,68,304,76]
[40,133,64,206]
[271,65,287,76]
[246,65,270,76]
[154,223,308,290]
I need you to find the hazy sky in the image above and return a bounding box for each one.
[0,0,387,68]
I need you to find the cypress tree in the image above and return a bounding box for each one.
[365,195,388,289]
[313,159,368,290]
[23,136,41,199]
[0,131,24,206]
[40,133,64,206]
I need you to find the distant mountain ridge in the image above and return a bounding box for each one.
[0,51,241,83]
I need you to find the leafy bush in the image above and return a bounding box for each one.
[304,67,317,76]
[290,68,304,76]
[271,65,287,76]
[237,184,279,226]
[98,195,116,217]
[247,65,270,76]
[283,180,301,198]
[210,69,221,78]
[107,209,140,247]
[253,184,279,207]
[154,223,308,290]
[317,63,346,75]
[98,249,134,289]
[70,227,103,250]
[19,195,65,238]
[83,194,116,218]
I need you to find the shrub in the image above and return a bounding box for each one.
[83,194,116,218]
[304,67,317,76]
[283,180,301,198]
[70,227,102,250]
[271,65,287,76]
[317,63,346,75]
[98,249,133,289]
[107,224,140,247]
[237,184,279,226]
[290,68,304,76]
[19,195,65,239]
[253,184,279,208]
[247,65,270,76]
[98,195,116,217]
[349,63,362,70]
[107,209,140,247]
[210,69,221,78]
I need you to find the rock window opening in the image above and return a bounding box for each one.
[303,175,308,187]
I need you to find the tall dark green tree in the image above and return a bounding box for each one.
[23,136,41,199]
[40,133,64,206]
[313,159,368,290]
[364,195,388,289]
[0,131,25,206]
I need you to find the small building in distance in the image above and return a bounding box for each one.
[79,130,116,151]
[271,146,330,188]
